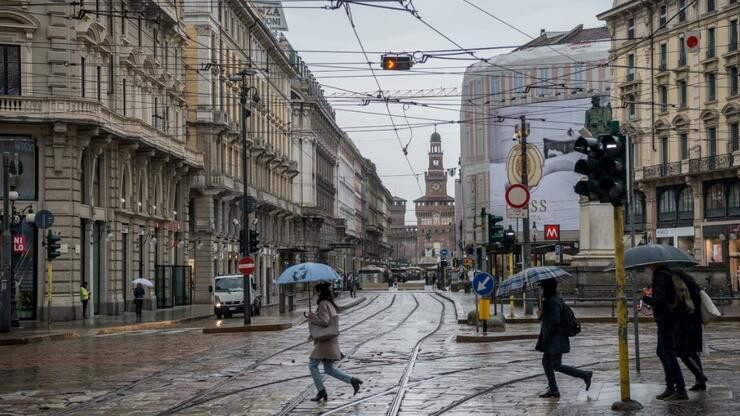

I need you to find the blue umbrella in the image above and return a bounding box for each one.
[277,262,340,285]
[496,266,572,298]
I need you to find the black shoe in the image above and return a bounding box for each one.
[665,390,689,401]
[310,390,327,402]
[584,371,593,391]
[350,378,363,396]
[538,390,560,398]
[656,387,675,400]
[689,382,707,392]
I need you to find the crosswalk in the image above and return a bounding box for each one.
[94,328,201,338]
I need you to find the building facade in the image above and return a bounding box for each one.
[599,0,740,289]
[415,132,456,262]
[361,160,393,266]
[458,25,611,252]
[389,197,419,266]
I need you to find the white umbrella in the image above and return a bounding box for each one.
[132,278,154,287]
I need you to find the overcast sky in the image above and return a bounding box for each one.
[282,0,611,224]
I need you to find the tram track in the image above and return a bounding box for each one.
[156,294,401,415]
[52,294,380,416]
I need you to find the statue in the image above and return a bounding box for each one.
[584,95,613,137]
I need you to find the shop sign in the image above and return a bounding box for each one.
[655,226,695,238]
[12,234,26,253]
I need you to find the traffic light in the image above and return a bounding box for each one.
[239,229,249,255]
[573,121,627,206]
[46,230,61,261]
[503,225,516,253]
[248,230,260,254]
[381,53,413,70]
[488,214,504,248]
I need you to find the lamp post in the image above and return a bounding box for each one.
[230,69,259,325]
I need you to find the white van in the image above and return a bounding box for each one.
[209,274,262,319]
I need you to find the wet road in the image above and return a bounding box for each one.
[1,291,739,415]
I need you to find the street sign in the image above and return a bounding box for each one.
[555,244,562,258]
[35,210,54,229]
[544,224,560,241]
[506,207,528,219]
[472,272,494,296]
[505,184,530,209]
[463,257,474,268]
[238,256,256,275]
[440,248,449,257]
[241,196,257,214]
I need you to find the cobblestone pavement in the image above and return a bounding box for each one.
[1,291,739,415]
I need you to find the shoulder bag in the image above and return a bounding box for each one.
[309,315,339,342]
[699,290,721,325]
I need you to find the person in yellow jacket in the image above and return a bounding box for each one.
[80,282,90,318]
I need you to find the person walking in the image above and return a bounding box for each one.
[642,263,687,401]
[133,283,145,322]
[536,279,592,398]
[348,275,357,299]
[307,282,363,402]
[674,270,708,391]
[80,282,90,319]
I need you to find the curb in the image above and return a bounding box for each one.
[0,331,79,346]
[434,291,465,321]
[203,323,292,333]
[456,333,539,343]
[96,314,212,335]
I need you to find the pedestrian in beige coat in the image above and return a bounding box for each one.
[307,282,363,402]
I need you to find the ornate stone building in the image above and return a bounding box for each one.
[599,0,740,288]
[415,132,456,261]
[390,197,419,266]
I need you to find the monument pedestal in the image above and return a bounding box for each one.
[571,199,615,267]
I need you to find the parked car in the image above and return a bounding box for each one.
[209,274,262,319]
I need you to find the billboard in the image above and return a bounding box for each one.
[488,96,610,232]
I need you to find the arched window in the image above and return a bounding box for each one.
[705,183,725,218]
[93,156,102,206]
[729,182,740,216]
[678,186,693,213]
[658,189,677,221]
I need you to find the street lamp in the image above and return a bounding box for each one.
[229,68,260,325]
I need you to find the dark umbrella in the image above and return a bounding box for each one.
[604,244,697,271]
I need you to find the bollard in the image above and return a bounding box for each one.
[479,298,490,334]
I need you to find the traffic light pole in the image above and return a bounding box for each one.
[1,153,11,333]
[239,76,252,326]
[520,115,533,315]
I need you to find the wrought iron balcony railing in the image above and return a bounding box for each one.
[688,153,733,173]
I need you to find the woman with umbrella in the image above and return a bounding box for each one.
[131,278,153,322]
[306,282,363,402]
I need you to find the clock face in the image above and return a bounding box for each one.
[431,182,441,191]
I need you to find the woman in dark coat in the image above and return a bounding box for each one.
[306,283,363,402]
[674,270,708,391]
[536,279,592,398]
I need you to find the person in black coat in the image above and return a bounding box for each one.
[642,263,687,400]
[133,284,145,322]
[674,270,708,391]
[536,279,592,398]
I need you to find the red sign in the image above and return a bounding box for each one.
[505,184,530,209]
[544,224,560,241]
[238,256,256,275]
[12,235,26,254]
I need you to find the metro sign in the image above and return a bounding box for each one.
[544,224,560,241]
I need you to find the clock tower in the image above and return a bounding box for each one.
[414,131,456,261]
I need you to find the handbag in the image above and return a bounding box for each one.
[309,315,339,342]
[699,290,721,325]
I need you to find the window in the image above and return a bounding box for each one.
[706,72,716,101]
[678,0,686,22]
[627,94,636,119]
[705,183,725,215]
[539,68,548,96]
[81,153,89,204]
[707,28,715,58]
[138,17,142,47]
[659,85,668,112]
[678,79,687,108]
[153,29,158,59]
[661,137,669,165]
[513,73,523,94]
[680,132,688,159]
[659,43,667,71]
[121,3,126,35]
[729,182,740,215]
[730,66,739,97]
[730,122,739,153]
[679,37,686,66]
[96,65,101,101]
[93,157,102,206]
[627,18,635,39]
[108,54,114,95]
[678,187,694,214]
[627,54,635,81]
[659,5,667,27]
[659,189,677,216]
[708,127,717,156]
[490,76,499,99]
[0,44,21,95]
[572,63,584,91]
[731,20,738,52]
[122,78,127,116]
[707,0,715,13]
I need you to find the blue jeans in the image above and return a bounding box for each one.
[309,359,352,392]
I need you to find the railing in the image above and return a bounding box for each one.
[689,153,734,173]
[642,161,681,178]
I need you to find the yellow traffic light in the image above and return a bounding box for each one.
[381,54,413,70]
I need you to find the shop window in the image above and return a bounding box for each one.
[0,137,37,200]
[729,182,740,216]
[0,44,21,95]
[705,183,726,218]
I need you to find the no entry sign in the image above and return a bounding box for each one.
[238,256,256,275]
[505,184,530,209]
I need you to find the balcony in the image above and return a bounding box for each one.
[642,161,682,179]
[208,174,235,192]
[688,153,734,174]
